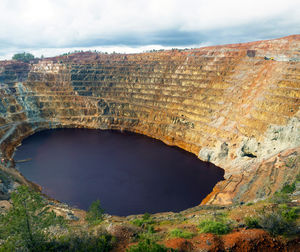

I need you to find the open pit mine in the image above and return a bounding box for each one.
[0,35,299,208]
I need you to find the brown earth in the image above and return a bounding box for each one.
[164,229,300,252]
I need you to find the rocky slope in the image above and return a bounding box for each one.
[0,35,299,205]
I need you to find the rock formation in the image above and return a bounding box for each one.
[0,35,299,206]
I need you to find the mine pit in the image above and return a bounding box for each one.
[14,128,224,216]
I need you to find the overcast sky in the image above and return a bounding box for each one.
[0,0,299,59]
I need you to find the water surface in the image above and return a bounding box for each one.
[15,129,224,216]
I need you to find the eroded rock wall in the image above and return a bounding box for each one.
[0,35,299,205]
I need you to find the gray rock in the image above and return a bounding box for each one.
[66,212,79,221]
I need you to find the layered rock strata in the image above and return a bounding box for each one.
[0,35,299,205]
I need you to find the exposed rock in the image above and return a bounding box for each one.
[0,35,299,205]
[0,200,11,210]
[106,223,140,239]
[66,212,79,221]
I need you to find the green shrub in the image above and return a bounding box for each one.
[131,213,154,228]
[258,212,296,236]
[285,157,295,168]
[279,204,298,222]
[49,232,115,252]
[137,231,161,243]
[198,220,231,235]
[0,231,115,252]
[85,200,104,225]
[126,239,175,252]
[249,205,299,236]
[147,225,155,234]
[281,183,296,194]
[270,192,290,204]
[244,216,261,229]
[143,212,151,220]
[169,228,194,239]
[136,220,159,242]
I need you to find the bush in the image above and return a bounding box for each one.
[279,204,298,222]
[198,220,231,235]
[131,213,154,228]
[135,217,159,242]
[85,200,104,225]
[49,232,115,252]
[12,52,35,62]
[281,183,296,194]
[247,204,299,236]
[258,212,296,236]
[270,192,290,204]
[126,239,175,252]
[169,228,194,239]
[244,216,261,229]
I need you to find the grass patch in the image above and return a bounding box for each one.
[198,220,231,235]
[131,213,155,228]
[126,239,176,252]
[169,228,194,239]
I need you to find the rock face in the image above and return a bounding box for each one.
[0,35,299,205]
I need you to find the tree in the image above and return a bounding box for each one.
[85,200,104,225]
[12,52,35,62]
[0,185,64,251]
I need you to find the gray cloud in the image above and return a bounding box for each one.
[0,0,299,59]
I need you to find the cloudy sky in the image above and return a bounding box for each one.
[0,0,299,59]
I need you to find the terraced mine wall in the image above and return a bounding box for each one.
[0,35,299,205]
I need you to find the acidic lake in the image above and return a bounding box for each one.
[15,129,224,216]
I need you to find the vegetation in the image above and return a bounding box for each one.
[270,191,290,204]
[258,176,300,236]
[198,219,231,235]
[49,232,115,252]
[169,228,194,239]
[258,209,298,236]
[0,186,116,251]
[278,171,300,195]
[244,216,260,229]
[245,201,299,236]
[131,213,162,242]
[12,52,35,62]
[126,239,176,252]
[0,185,64,251]
[131,213,154,228]
[280,183,296,194]
[85,199,104,225]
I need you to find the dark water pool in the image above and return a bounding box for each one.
[15,129,224,216]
